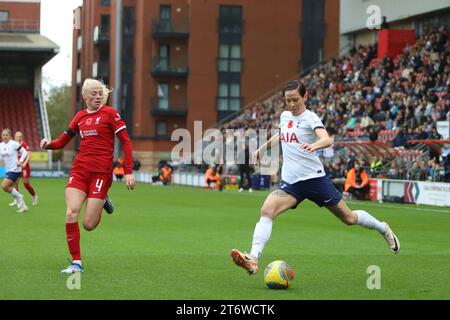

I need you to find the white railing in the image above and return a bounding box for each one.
[38,87,51,139]
[38,88,52,168]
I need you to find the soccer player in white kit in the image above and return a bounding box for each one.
[231,81,400,275]
[0,128,29,213]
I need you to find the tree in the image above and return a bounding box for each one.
[45,84,71,140]
[45,84,71,161]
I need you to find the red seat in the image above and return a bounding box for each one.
[0,88,41,150]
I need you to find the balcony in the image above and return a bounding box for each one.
[0,19,40,33]
[93,26,110,45]
[152,18,189,38]
[150,96,187,117]
[151,57,188,77]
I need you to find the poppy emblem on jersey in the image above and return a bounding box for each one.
[86,118,93,125]
[288,120,294,128]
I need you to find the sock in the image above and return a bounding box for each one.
[73,260,82,266]
[250,216,273,259]
[354,210,387,235]
[24,183,36,196]
[10,188,22,200]
[66,222,81,261]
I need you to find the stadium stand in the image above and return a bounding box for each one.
[0,88,40,149]
[217,26,450,181]
[0,1,58,151]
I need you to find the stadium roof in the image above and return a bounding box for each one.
[0,32,59,67]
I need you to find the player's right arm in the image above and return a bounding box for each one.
[40,115,78,150]
[253,132,280,165]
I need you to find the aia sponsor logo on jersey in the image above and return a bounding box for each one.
[280,132,300,144]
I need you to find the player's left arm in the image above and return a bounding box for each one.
[116,129,135,190]
[111,109,135,190]
[301,128,333,153]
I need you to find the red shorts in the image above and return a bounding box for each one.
[66,171,113,199]
[21,166,31,179]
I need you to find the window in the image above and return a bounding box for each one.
[101,15,110,33]
[156,121,167,137]
[219,6,242,20]
[157,83,169,110]
[77,35,82,51]
[159,5,171,32]
[218,82,241,111]
[219,5,242,34]
[218,44,241,72]
[160,5,171,20]
[158,44,169,69]
[0,11,8,23]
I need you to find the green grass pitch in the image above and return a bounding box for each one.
[1,178,449,300]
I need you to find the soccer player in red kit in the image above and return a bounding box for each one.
[40,79,136,274]
[9,131,38,206]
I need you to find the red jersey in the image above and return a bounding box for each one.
[69,105,127,173]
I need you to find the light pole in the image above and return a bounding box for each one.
[113,0,122,160]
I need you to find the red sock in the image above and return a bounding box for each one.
[24,183,36,196]
[66,222,81,261]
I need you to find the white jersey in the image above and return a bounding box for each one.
[279,110,326,183]
[0,140,28,173]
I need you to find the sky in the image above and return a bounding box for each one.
[40,0,82,91]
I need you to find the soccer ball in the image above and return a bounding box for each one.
[263,260,294,289]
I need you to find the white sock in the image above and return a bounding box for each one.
[10,188,22,200]
[354,210,387,235]
[250,216,273,259]
[73,260,82,266]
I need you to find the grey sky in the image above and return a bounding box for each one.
[41,0,82,90]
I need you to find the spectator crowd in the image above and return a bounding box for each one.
[218,26,450,183]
